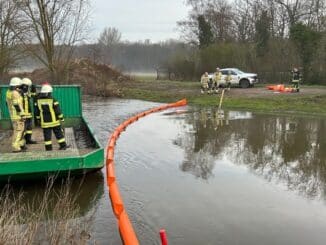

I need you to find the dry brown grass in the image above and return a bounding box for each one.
[0,176,96,244]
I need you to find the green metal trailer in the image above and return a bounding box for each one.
[0,85,104,182]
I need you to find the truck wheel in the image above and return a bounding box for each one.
[240,79,250,88]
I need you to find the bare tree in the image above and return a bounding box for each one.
[180,0,326,42]
[97,27,122,64]
[177,15,200,45]
[0,0,26,79]
[233,0,255,42]
[305,0,326,31]
[98,27,121,47]
[205,0,234,41]
[178,0,235,44]
[274,0,312,27]
[18,0,90,83]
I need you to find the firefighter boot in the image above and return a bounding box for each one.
[59,141,70,150]
[25,133,37,144]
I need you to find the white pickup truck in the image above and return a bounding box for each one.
[209,68,258,88]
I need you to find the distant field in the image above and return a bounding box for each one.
[126,72,156,79]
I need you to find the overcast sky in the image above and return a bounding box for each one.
[91,0,189,42]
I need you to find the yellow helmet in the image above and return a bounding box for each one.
[9,77,22,87]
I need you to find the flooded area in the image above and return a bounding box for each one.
[1,97,326,244]
[85,98,326,245]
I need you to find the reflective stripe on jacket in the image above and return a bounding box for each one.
[23,93,32,118]
[35,97,63,128]
[6,90,24,120]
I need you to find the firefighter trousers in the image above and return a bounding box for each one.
[12,120,25,152]
[25,118,33,142]
[43,126,66,151]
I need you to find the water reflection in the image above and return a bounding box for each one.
[178,108,326,199]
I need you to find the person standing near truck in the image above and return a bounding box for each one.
[6,77,26,152]
[200,72,210,94]
[225,70,232,91]
[214,67,222,93]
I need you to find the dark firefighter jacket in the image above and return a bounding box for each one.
[34,95,64,128]
[292,71,301,82]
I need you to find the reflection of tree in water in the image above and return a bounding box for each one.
[177,108,326,199]
[178,108,233,180]
[234,117,326,199]
[181,144,216,180]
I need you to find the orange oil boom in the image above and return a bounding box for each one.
[106,99,187,245]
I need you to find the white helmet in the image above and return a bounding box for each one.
[22,78,32,86]
[9,77,22,87]
[40,84,53,93]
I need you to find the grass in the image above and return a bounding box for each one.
[0,176,95,244]
[189,95,326,114]
[121,77,326,116]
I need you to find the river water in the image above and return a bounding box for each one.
[2,97,326,244]
[82,97,326,245]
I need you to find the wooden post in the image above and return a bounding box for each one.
[218,89,225,112]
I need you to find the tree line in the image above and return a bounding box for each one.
[172,0,326,84]
[1,0,325,85]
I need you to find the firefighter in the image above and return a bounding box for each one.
[21,78,37,144]
[208,77,213,94]
[6,77,26,152]
[34,84,69,151]
[291,67,301,92]
[214,67,222,93]
[225,70,232,91]
[200,72,209,94]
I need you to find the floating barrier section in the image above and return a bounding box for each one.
[106,99,187,245]
[266,84,296,92]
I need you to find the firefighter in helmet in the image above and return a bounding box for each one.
[21,78,37,144]
[214,67,222,93]
[225,70,232,91]
[6,77,26,152]
[34,84,68,151]
[291,67,301,92]
[200,72,210,94]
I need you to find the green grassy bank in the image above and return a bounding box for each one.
[121,77,326,116]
